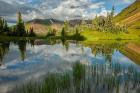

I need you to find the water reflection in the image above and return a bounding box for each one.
[0,39,35,65]
[0,42,10,65]
[1,40,140,66]
[0,39,139,93]
[0,38,79,64]
[17,40,26,61]
[15,63,140,93]
[89,42,125,64]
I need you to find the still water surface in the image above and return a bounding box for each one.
[0,39,140,93]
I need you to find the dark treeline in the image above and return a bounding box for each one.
[0,12,36,37]
[46,20,85,41]
[61,21,85,41]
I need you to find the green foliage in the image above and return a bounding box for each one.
[73,62,85,82]
[0,12,36,37]
[0,39,36,63]
[93,6,127,33]
[60,26,85,41]
[70,27,86,41]
[81,29,140,41]
[75,28,80,36]
[28,27,36,37]
[17,40,26,61]
[0,17,10,35]
[64,20,69,31]
[61,27,67,41]
[46,28,56,37]
[0,42,10,63]
[15,12,26,36]
[90,42,124,63]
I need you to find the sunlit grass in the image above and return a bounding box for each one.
[81,28,140,42]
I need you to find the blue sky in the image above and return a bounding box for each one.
[0,0,135,21]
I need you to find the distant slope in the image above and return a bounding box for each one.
[26,19,63,36]
[69,19,92,26]
[114,0,140,29]
[27,19,64,25]
[26,19,92,35]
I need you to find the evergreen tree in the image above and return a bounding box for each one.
[0,17,4,33]
[61,27,67,47]
[28,27,36,37]
[46,27,56,37]
[11,26,17,36]
[110,5,115,20]
[93,6,127,33]
[17,40,27,61]
[3,20,9,33]
[16,12,26,36]
[74,27,80,40]
[0,17,10,35]
[64,20,69,31]
[106,5,115,27]
[61,27,66,38]
[0,42,10,63]
[75,27,80,37]
[93,15,98,26]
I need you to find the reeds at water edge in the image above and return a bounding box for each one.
[15,62,140,93]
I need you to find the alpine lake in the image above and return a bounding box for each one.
[0,38,140,93]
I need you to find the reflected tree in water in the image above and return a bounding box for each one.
[0,39,35,62]
[61,37,69,51]
[91,43,124,63]
[16,39,35,61]
[0,42,10,65]
[17,40,27,61]
[29,40,35,47]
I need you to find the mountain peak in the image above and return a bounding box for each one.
[27,18,64,25]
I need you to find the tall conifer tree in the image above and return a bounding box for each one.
[16,12,26,36]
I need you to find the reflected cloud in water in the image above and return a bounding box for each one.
[0,40,140,93]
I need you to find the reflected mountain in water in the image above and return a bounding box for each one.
[121,43,140,65]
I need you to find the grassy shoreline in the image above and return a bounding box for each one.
[1,29,140,42]
[81,29,140,42]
